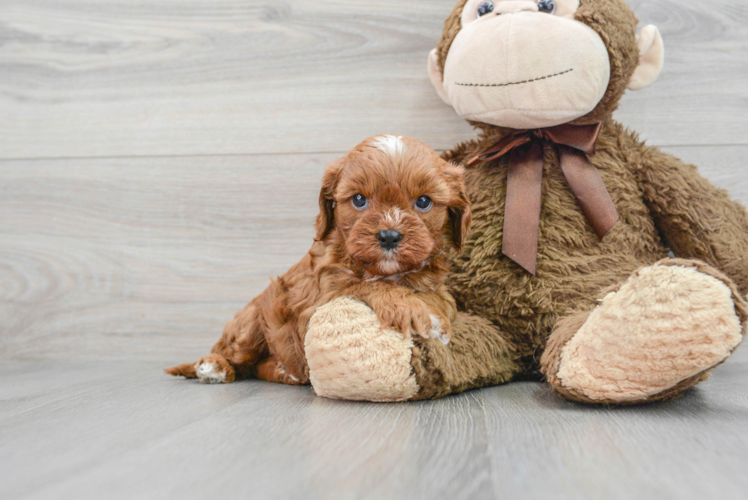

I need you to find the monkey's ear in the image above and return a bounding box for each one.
[428,49,450,104]
[627,25,664,91]
[314,161,342,241]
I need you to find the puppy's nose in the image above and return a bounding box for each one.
[378,229,403,250]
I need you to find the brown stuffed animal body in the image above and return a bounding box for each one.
[305,0,748,404]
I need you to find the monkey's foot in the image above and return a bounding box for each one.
[542,259,746,404]
[305,297,419,402]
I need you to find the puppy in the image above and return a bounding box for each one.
[165,135,471,385]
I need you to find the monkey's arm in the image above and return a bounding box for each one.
[636,145,748,295]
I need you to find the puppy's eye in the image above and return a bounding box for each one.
[415,196,433,211]
[477,1,494,17]
[352,194,368,210]
[536,0,556,14]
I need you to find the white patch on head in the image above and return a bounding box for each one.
[374,135,406,157]
[378,258,402,275]
[429,314,450,345]
[195,361,227,384]
[383,208,404,229]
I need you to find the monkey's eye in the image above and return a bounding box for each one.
[415,196,433,212]
[352,194,368,210]
[536,0,556,14]
[477,1,494,17]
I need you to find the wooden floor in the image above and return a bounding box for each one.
[1,1,747,498]
[1,352,747,500]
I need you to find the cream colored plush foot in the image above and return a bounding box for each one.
[556,262,745,402]
[305,297,419,402]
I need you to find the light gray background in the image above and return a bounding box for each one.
[1,1,746,499]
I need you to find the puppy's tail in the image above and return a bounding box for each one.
[164,363,197,379]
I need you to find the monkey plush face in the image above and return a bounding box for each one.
[428,0,665,129]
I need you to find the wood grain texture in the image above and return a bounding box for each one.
[1,2,747,498]
[0,0,746,160]
[618,0,748,146]
[0,153,333,360]
[482,351,748,500]
[1,353,746,500]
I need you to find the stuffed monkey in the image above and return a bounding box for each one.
[304,0,748,403]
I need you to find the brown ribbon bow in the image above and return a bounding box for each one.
[467,122,619,275]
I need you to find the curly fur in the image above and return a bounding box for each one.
[165,135,471,384]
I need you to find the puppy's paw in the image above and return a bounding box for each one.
[195,354,236,384]
[429,314,452,345]
[408,302,434,339]
[373,299,431,339]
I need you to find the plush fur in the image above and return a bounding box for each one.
[305,297,420,402]
[554,260,745,402]
[165,135,471,385]
[435,0,639,129]
[306,0,748,404]
[430,0,748,402]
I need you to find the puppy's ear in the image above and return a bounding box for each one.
[448,202,472,252]
[444,163,472,251]
[315,160,343,241]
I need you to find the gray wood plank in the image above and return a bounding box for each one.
[0,0,745,160]
[483,350,748,500]
[0,153,333,360]
[1,2,746,499]
[2,145,747,361]
[0,352,746,500]
[0,0,474,159]
[0,360,494,500]
[0,360,266,499]
[618,0,748,147]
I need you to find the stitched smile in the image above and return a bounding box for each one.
[455,68,574,88]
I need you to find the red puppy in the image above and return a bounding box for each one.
[166,135,471,384]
